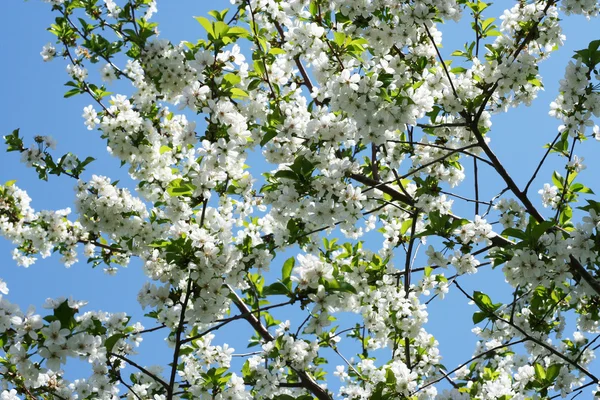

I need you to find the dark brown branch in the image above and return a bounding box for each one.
[167,278,193,399]
[553,138,577,223]
[350,173,414,206]
[350,173,596,299]
[416,122,468,129]
[397,143,479,181]
[386,139,493,167]
[575,333,600,363]
[454,281,600,385]
[472,1,557,123]
[136,324,167,335]
[439,190,493,207]
[424,24,458,99]
[227,286,332,400]
[524,132,561,194]
[470,124,544,219]
[414,339,527,394]
[108,352,170,390]
[474,158,480,215]
[181,300,296,344]
[403,211,419,368]
[468,123,600,296]
[273,21,323,107]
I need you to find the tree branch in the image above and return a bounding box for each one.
[108,352,170,391]
[227,286,332,400]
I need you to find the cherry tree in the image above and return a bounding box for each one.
[2,0,600,399]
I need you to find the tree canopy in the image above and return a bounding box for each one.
[2,0,600,399]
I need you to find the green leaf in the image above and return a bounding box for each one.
[501,228,527,240]
[546,364,561,382]
[472,291,502,317]
[528,78,542,87]
[159,145,172,154]
[424,266,433,277]
[105,333,125,353]
[224,73,241,86]
[467,1,489,13]
[574,40,600,68]
[481,17,495,31]
[213,21,229,39]
[534,363,546,381]
[149,240,170,248]
[260,128,278,147]
[559,205,573,226]
[473,291,493,310]
[289,155,315,178]
[400,218,413,235]
[78,156,95,169]
[272,395,296,400]
[253,59,265,76]
[282,257,294,289]
[472,311,486,324]
[230,88,248,99]
[248,79,261,91]
[385,368,396,384]
[263,282,289,296]
[570,183,594,194]
[485,30,501,37]
[208,8,229,21]
[333,31,346,46]
[53,300,77,330]
[450,67,467,74]
[4,129,23,152]
[166,178,195,197]
[194,16,214,36]
[64,88,82,98]
[273,170,298,180]
[227,26,250,38]
[268,47,286,55]
[578,199,600,213]
[324,279,357,294]
[350,37,368,47]
[552,171,564,189]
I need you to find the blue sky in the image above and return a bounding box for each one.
[1,0,600,395]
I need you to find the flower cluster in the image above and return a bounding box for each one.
[75,175,152,250]
[550,60,599,137]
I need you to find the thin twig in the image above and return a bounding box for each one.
[474,158,480,215]
[524,132,561,194]
[108,352,170,390]
[453,281,600,385]
[228,286,332,400]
